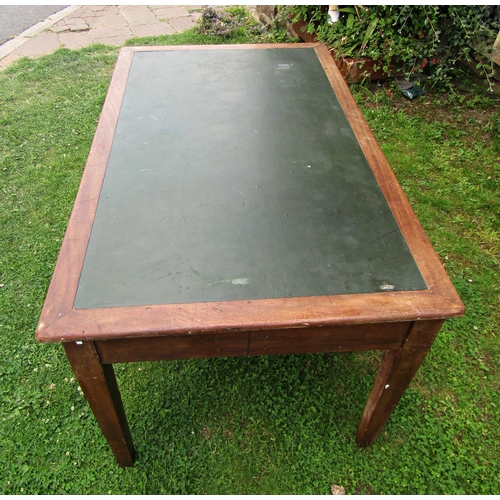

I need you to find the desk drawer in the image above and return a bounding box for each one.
[248,322,410,356]
[97,322,410,364]
[97,331,249,363]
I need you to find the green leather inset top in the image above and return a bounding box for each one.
[74,48,426,309]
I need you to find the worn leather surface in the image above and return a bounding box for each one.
[75,48,426,309]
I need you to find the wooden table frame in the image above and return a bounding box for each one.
[36,43,464,467]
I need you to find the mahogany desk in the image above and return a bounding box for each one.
[36,44,464,466]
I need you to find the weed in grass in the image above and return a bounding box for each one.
[1,23,499,494]
[198,6,267,40]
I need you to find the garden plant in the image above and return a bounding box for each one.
[288,5,499,92]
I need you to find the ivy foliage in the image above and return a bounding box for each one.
[288,5,499,91]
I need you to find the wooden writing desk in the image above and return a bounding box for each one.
[36,44,464,466]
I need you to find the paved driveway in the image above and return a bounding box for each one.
[0,5,67,45]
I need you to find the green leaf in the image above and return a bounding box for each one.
[338,8,357,15]
[361,17,379,50]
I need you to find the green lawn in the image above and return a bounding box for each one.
[1,29,499,494]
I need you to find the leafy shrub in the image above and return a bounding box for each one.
[287,5,499,91]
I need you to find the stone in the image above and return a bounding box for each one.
[14,32,60,57]
[330,485,346,495]
[150,6,189,20]
[119,6,159,27]
[189,12,202,23]
[49,20,71,33]
[89,34,130,46]
[59,31,91,50]
[85,16,106,30]
[88,26,132,40]
[66,6,120,20]
[97,14,129,30]
[0,54,22,70]
[88,26,132,45]
[130,23,176,38]
[168,16,198,32]
[64,18,89,32]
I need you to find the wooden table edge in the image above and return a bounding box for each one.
[36,289,465,343]
[36,43,465,344]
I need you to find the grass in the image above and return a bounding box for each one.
[1,22,499,494]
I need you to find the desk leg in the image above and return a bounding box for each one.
[63,341,135,466]
[356,319,444,447]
